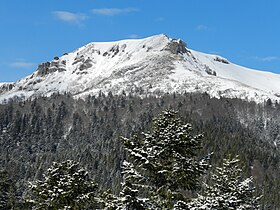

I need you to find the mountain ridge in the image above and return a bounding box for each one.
[1,34,280,103]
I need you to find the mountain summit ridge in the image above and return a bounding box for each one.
[1,34,280,103]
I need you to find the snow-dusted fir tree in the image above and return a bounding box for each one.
[121,161,150,210]
[122,110,210,209]
[27,160,99,210]
[100,190,120,210]
[102,161,152,210]
[187,156,261,210]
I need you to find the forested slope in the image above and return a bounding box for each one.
[0,92,279,208]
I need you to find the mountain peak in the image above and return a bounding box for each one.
[143,34,188,54]
[142,33,170,42]
[0,34,280,103]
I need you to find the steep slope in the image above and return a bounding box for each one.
[0,82,14,95]
[0,34,280,103]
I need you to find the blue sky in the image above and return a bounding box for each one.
[1,0,280,82]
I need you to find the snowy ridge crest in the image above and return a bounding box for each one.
[0,34,280,103]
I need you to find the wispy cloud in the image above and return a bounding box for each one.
[127,34,141,39]
[92,8,139,16]
[52,11,87,25]
[9,60,35,69]
[196,24,208,31]
[254,56,279,62]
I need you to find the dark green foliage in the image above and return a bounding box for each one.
[0,92,280,208]
[187,156,261,209]
[101,161,151,209]
[118,161,149,210]
[0,170,15,210]
[122,110,210,208]
[99,190,120,209]
[27,160,98,210]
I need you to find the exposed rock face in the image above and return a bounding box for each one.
[79,58,93,71]
[0,83,15,94]
[214,56,230,64]
[49,59,66,73]
[72,54,94,73]
[37,62,51,76]
[37,58,66,76]
[103,44,122,58]
[204,65,217,76]
[109,45,120,57]
[164,39,188,54]
[72,55,85,65]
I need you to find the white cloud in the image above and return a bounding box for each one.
[196,24,208,31]
[52,11,87,24]
[92,8,139,16]
[9,61,35,69]
[127,34,141,39]
[254,56,279,62]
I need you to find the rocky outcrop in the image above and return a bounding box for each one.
[102,44,125,58]
[0,83,15,94]
[79,58,93,71]
[72,55,85,65]
[49,59,66,73]
[37,58,66,76]
[204,65,217,76]
[37,62,51,76]
[214,56,229,64]
[164,39,188,54]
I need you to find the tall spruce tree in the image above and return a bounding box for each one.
[187,156,261,210]
[27,160,99,210]
[118,161,150,210]
[122,110,210,208]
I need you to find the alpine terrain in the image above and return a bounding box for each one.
[0,34,280,209]
[1,34,280,103]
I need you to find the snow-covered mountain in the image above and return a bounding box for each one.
[1,34,280,103]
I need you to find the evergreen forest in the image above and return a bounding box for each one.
[0,92,279,209]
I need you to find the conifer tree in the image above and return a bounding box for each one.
[122,110,210,208]
[187,156,261,210]
[100,190,120,210]
[119,161,148,209]
[27,160,99,210]
[0,170,15,209]
[101,161,152,210]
